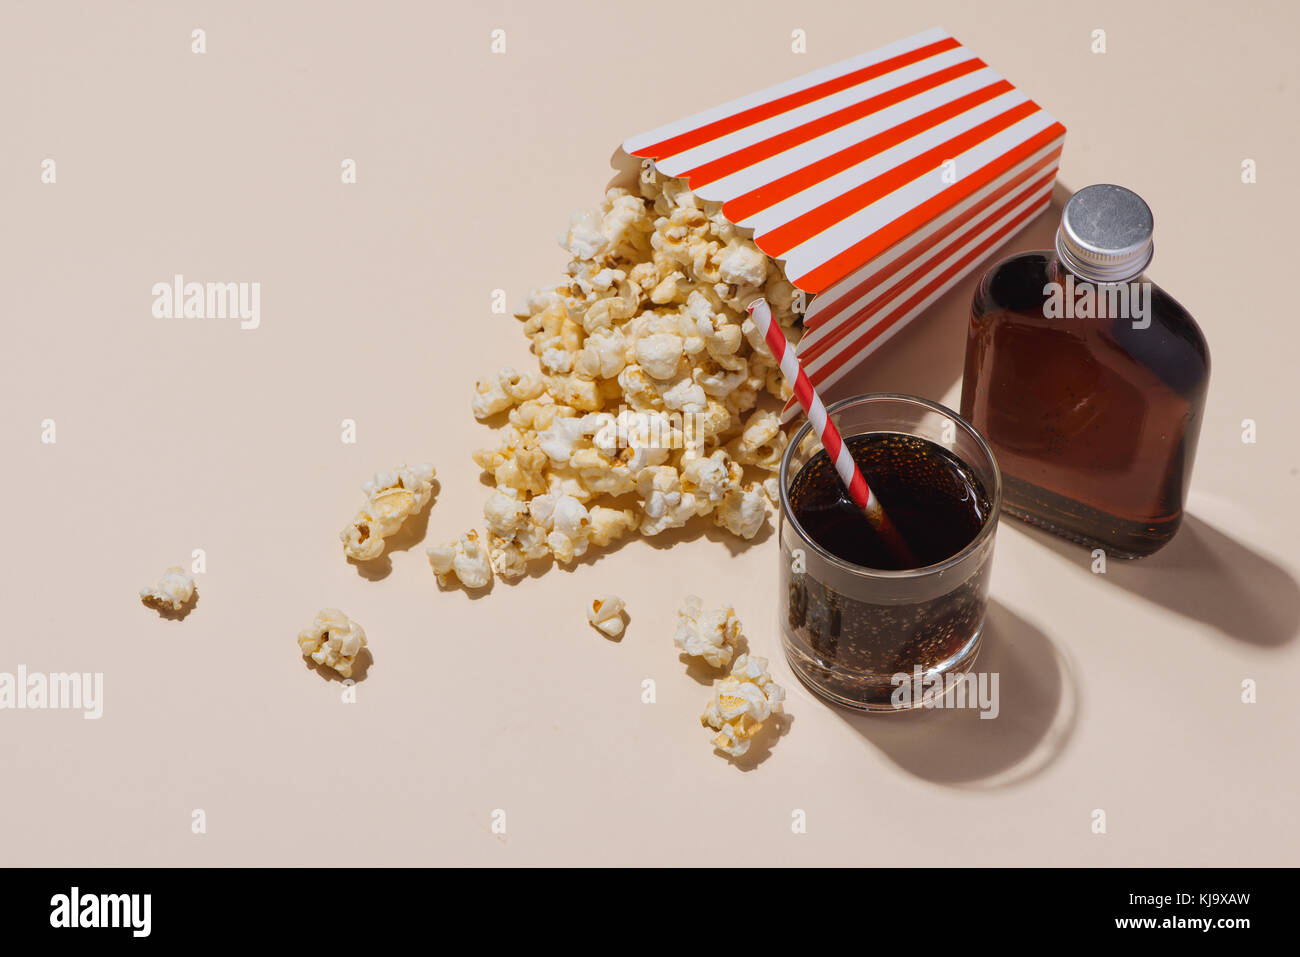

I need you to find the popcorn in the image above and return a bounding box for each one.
[701,653,786,758]
[564,210,607,261]
[729,408,788,470]
[617,363,661,410]
[514,521,552,560]
[580,295,635,333]
[546,464,593,502]
[577,461,636,497]
[539,347,574,375]
[340,463,437,561]
[551,495,591,538]
[715,482,768,539]
[472,375,512,419]
[513,288,563,319]
[704,321,744,359]
[693,401,734,446]
[662,178,699,210]
[725,383,759,418]
[718,239,769,288]
[538,416,588,464]
[427,530,493,589]
[508,395,564,432]
[527,491,560,527]
[483,489,529,539]
[694,355,748,397]
[587,505,638,546]
[650,272,686,304]
[544,494,591,563]
[471,173,803,577]
[574,327,627,379]
[637,466,697,535]
[682,449,742,504]
[487,536,528,580]
[635,332,684,380]
[587,595,627,638]
[674,595,742,669]
[549,374,603,412]
[499,367,545,403]
[660,375,708,413]
[473,432,547,495]
[591,267,626,291]
[298,608,367,678]
[140,566,195,613]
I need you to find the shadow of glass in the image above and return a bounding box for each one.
[834,600,1076,788]
[1014,513,1300,648]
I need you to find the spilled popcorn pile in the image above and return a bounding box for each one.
[675,595,786,759]
[470,172,802,579]
[702,653,787,759]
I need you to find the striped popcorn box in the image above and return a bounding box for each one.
[616,26,1065,418]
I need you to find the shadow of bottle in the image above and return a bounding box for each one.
[1012,513,1300,648]
[833,600,1077,788]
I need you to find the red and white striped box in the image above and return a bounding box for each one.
[614,27,1065,418]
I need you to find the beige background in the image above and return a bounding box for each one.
[2,0,1297,866]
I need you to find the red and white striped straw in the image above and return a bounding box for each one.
[747,298,915,566]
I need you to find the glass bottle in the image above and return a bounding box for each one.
[960,184,1210,557]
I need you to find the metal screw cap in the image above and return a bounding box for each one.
[1055,184,1154,282]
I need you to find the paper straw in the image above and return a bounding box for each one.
[746,298,915,567]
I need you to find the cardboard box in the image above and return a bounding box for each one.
[613,26,1065,414]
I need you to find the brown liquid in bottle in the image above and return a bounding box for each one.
[961,252,1209,557]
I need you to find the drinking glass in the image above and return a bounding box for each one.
[778,393,1002,711]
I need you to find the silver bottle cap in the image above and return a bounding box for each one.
[1055,184,1154,283]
